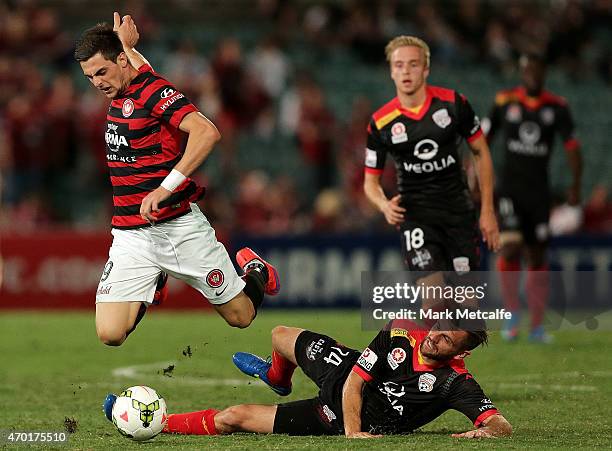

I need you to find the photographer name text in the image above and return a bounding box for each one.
[371,308,512,320]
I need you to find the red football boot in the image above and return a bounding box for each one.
[236,247,280,295]
[152,272,169,305]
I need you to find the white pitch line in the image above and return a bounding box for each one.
[112,361,175,377]
[490,370,612,381]
[111,361,265,387]
[111,362,604,391]
[495,382,596,392]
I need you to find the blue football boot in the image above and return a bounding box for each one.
[528,325,554,344]
[103,393,117,422]
[232,352,291,396]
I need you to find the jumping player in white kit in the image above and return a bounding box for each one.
[75,13,279,347]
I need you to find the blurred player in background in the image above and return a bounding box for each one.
[74,14,279,347]
[158,322,511,439]
[485,54,583,342]
[363,36,499,305]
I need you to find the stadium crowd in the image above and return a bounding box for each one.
[1,0,611,235]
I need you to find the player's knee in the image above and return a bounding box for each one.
[224,311,254,329]
[271,325,294,347]
[96,326,126,346]
[98,332,126,347]
[271,325,289,340]
[272,326,303,359]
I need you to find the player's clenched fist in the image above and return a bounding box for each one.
[140,186,172,224]
[381,194,406,226]
[113,12,139,49]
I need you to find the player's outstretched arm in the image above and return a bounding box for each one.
[451,414,512,439]
[363,172,405,226]
[140,112,221,223]
[565,146,582,205]
[113,12,150,70]
[342,371,382,439]
[468,135,500,252]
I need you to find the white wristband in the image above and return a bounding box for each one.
[160,169,187,192]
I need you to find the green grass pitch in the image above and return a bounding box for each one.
[1,310,611,450]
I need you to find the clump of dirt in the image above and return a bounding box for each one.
[64,417,78,434]
[162,364,175,377]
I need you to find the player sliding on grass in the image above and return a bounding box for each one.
[74,14,279,346]
[153,321,512,439]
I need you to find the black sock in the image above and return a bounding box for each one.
[126,303,147,337]
[243,270,265,312]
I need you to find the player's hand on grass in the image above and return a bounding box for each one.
[479,209,500,252]
[140,186,172,224]
[113,12,139,49]
[382,194,406,226]
[451,428,495,439]
[346,432,383,439]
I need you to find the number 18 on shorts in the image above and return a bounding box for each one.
[399,219,479,273]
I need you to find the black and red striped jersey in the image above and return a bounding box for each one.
[352,320,499,434]
[105,64,203,229]
[486,86,579,200]
[365,85,482,221]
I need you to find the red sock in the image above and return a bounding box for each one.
[267,351,296,386]
[526,265,549,328]
[497,257,521,312]
[163,409,219,435]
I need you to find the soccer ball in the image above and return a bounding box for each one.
[111,385,167,441]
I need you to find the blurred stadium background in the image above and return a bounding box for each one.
[1,0,611,309]
[1,1,612,448]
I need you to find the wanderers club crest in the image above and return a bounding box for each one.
[432,108,451,128]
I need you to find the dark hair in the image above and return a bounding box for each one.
[450,313,489,351]
[74,23,123,63]
[463,329,489,351]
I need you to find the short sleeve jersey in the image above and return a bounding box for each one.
[106,64,204,229]
[352,320,499,434]
[486,86,579,199]
[364,86,482,220]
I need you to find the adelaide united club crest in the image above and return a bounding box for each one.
[432,108,451,128]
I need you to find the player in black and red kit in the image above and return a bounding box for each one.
[485,54,583,342]
[363,36,499,292]
[159,322,512,439]
[75,14,280,348]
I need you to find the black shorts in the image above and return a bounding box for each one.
[399,215,480,274]
[497,193,550,245]
[273,330,360,436]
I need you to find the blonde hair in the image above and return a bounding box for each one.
[385,36,430,68]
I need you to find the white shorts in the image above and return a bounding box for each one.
[95,204,245,305]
